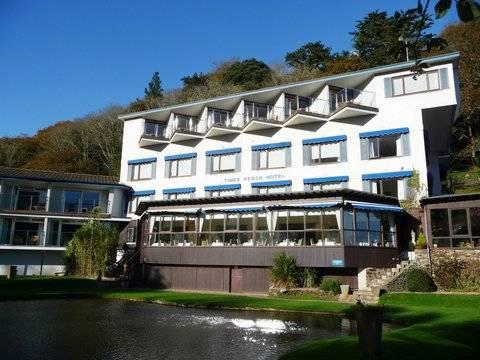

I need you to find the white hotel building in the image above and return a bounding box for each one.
[118,53,460,292]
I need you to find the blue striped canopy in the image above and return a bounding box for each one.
[362,171,413,180]
[128,157,157,165]
[162,187,196,194]
[164,153,197,161]
[205,147,241,156]
[251,180,292,188]
[302,135,347,145]
[251,141,291,151]
[304,176,349,184]
[133,190,155,196]
[359,127,409,139]
[204,184,241,191]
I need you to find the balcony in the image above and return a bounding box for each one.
[283,95,329,127]
[204,109,242,138]
[242,102,283,132]
[0,193,48,212]
[139,121,169,147]
[328,88,378,120]
[170,114,205,143]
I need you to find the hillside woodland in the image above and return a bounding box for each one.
[1,4,479,192]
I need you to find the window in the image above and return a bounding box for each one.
[129,195,153,213]
[164,192,194,200]
[390,70,441,96]
[144,121,166,138]
[254,185,290,194]
[208,109,231,126]
[308,182,345,191]
[368,135,398,158]
[255,148,288,169]
[206,188,239,197]
[212,154,236,173]
[431,209,449,237]
[128,161,156,181]
[311,142,340,163]
[343,209,396,247]
[285,94,311,116]
[64,191,100,213]
[167,158,195,177]
[175,114,198,132]
[369,179,398,198]
[244,102,273,121]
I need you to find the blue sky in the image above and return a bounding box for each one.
[0,0,457,136]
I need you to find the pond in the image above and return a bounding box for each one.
[0,299,357,360]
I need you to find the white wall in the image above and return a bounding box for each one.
[120,64,459,215]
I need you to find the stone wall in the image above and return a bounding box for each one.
[414,248,480,271]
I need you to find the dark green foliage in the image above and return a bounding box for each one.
[271,251,298,288]
[285,41,333,70]
[221,58,271,90]
[406,268,437,292]
[319,279,341,295]
[64,210,119,277]
[351,9,445,67]
[300,268,320,288]
[181,72,209,90]
[144,71,163,99]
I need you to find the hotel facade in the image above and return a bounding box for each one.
[0,167,133,275]
[119,53,460,292]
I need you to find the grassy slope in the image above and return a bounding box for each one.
[1,277,479,359]
[281,293,480,360]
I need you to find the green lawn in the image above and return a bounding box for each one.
[281,292,480,360]
[1,277,479,359]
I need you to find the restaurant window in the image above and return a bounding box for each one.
[343,209,396,247]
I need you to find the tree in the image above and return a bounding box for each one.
[221,58,272,90]
[285,41,333,70]
[442,21,480,166]
[64,209,118,277]
[181,72,209,91]
[144,71,163,99]
[351,9,445,66]
[434,0,480,22]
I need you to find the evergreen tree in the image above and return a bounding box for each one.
[285,41,333,70]
[144,71,163,99]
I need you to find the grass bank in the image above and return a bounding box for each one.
[281,292,480,359]
[2,277,479,359]
[0,276,350,314]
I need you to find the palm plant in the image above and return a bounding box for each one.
[271,251,298,289]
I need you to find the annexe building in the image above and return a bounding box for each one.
[0,167,132,275]
[119,53,460,292]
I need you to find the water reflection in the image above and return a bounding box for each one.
[0,299,356,360]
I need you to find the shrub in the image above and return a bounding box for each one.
[300,268,319,288]
[433,257,463,290]
[271,252,298,289]
[319,279,341,295]
[406,268,436,292]
[416,232,427,249]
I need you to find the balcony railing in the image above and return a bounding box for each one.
[0,193,109,215]
[330,88,376,113]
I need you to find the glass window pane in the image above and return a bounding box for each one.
[172,216,184,232]
[378,136,397,157]
[185,216,196,232]
[212,156,220,172]
[320,142,339,162]
[288,211,304,231]
[432,238,451,248]
[210,214,224,232]
[404,73,428,93]
[177,159,192,176]
[276,211,288,231]
[305,211,322,229]
[259,151,268,169]
[344,230,354,246]
[471,208,480,236]
[322,182,343,190]
[323,231,340,246]
[452,238,471,248]
[428,71,440,90]
[355,231,369,246]
[64,191,81,212]
[392,77,404,95]
[323,210,340,229]
[269,186,286,194]
[431,209,449,237]
[343,209,354,230]
[268,148,286,168]
[451,209,468,235]
[382,180,398,198]
[355,211,369,230]
[256,213,268,231]
[139,163,151,178]
[82,192,100,210]
[170,161,178,177]
[239,213,253,231]
[225,214,237,230]
[369,212,382,232]
[220,154,236,171]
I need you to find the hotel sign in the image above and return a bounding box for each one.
[331,259,344,267]
[224,173,286,183]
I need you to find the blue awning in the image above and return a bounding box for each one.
[206,206,265,213]
[350,203,404,213]
[359,127,409,139]
[251,141,291,151]
[162,187,196,194]
[133,190,155,196]
[251,180,292,188]
[128,157,157,165]
[362,171,413,180]
[204,184,241,191]
[302,135,347,145]
[304,176,349,184]
[164,152,197,161]
[205,147,241,156]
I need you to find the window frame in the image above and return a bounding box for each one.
[167,158,194,178]
[391,70,441,97]
[129,162,155,181]
[257,148,287,170]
